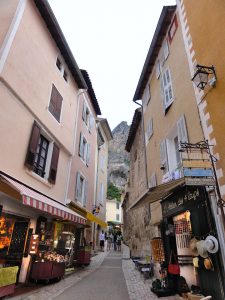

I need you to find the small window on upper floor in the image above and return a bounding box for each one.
[63,70,68,82]
[75,172,87,206]
[25,121,60,184]
[82,102,94,132]
[79,133,90,166]
[116,214,120,221]
[143,83,151,106]
[161,68,174,112]
[116,202,120,210]
[168,15,178,44]
[49,84,63,122]
[56,58,62,71]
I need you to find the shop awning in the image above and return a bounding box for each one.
[0,175,86,225]
[86,212,107,228]
[128,178,185,210]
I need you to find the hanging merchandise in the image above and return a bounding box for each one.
[203,257,214,271]
[204,235,219,254]
[189,237,199,256]
[168,251,180,275]
[196,240,208,258]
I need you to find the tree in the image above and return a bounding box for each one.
[107,183,121,201]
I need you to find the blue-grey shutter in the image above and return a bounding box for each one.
[75,172,81,201]
[86,143,90,166]
[83,180,88,206]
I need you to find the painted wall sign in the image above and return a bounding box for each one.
[161,187,205,217]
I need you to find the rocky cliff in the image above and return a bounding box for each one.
[108,121,130,190]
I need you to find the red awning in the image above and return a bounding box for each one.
[0,175,86,225]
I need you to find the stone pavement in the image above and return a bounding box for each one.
[122,243,180,300]
[9,244,180,300]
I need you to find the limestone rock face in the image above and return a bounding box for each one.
[108,121,130,189]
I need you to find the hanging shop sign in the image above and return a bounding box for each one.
[180,142,216,186]
[161,186,205,217]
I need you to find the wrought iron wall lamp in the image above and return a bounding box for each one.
[191,64,217,90]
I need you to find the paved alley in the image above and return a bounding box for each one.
[9,245,180,300]
[54,250,129,300]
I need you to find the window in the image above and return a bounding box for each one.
[174,136,181,166]
[116,214,120,221]
[99,183,104,204]
[161,68,174,110]
[63,70,68,82]
[146,118,153,142]
[100,155,105,171]
[56,58,62,70]
[168,15,178,44]
[75,172,87,206]
[160,139,168,173]
[49,84,63,122]
[156,60,161,79]
[79,133,90,166]
[25,121,60,184]
[116,202,120,210]
[143,84,151,106]
[33,135,49,177]
[149,173,157,188]
[177,115,188,143]
[82,102,94,132]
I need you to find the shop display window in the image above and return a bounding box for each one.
[0,216,14,256]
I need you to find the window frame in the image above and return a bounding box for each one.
[75,172,87,206]
[161,68,174,111]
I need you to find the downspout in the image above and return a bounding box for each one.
[64,89,87,203]
[133,99,149,191]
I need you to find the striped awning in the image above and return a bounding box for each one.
[0,174,86,225]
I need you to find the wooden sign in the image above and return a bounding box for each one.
[182,160,211,169]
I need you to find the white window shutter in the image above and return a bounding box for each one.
[83,180,88,206]
[162,68,174,109]
[177,115,188,143]
[147,119,153,140]
[86,143,90,166]
[160,139,168,171]
[156,60,161,79]
[75,172,81,200]
[149,173,157,188]
[163,40,169,60]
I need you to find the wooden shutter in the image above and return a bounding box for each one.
[48,143,59,184]
[147,119,153,140]
[49,84,62,122]
[163,40,169,60]
[75,172,81,200]
[86,143,90,166]
[25,121,41,169]
[160,139,168,171]
[177,115,188,143]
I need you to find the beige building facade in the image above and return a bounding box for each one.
[125,5,225,298]
[0,0,108,289]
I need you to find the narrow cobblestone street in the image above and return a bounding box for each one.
[9,244,180,300]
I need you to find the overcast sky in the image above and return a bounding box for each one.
[48,0,176,130]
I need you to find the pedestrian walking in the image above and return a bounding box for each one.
[99,230,105,251]
[107,232,113,251]
[113,232,117,251]
[117,232,122,251]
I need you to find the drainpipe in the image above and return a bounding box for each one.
[64,89,87,203]
[133,99,149,191]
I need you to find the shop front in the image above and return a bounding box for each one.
[161,185,225,299]
[0,173,86,295]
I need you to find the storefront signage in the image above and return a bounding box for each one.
[162,187,204,216]
[29,234,39,255]
[183,168,213,177]
[185,177,216,186]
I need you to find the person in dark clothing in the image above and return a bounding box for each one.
[113,232,117,251]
